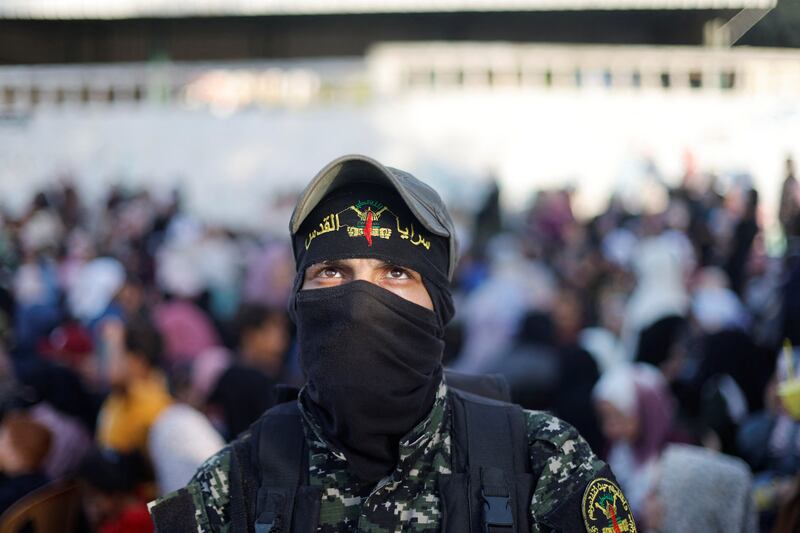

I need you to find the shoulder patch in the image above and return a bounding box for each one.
[581,477,637,533]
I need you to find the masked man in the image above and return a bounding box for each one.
[150,155,636,533]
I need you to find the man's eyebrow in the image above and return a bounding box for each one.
[320,259,347,267]
[368,259,405,270]
[318,259,356,271]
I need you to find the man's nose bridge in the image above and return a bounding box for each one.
[352,268,376,285]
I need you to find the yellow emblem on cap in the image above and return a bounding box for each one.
[581,478,636,533]
[304,200,431,251]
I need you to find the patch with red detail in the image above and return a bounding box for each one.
[581,478,637,533]
[303,199,431,251]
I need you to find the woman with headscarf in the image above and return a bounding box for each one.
[592,363,681,522]
[644,443,756,533]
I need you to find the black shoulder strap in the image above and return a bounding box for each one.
[229,435,258,533]
[442,389,533,533]
[251,401,318,533]
[461,391,529,477]
[444,370,512,403]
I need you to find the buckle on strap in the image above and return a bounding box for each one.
[255,515,283,533]
[256,490,287,533]
[255,523,273,533]
[482,491,513,533]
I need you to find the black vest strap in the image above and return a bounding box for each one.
[229,439,257,533]
[252,401,320,533]
[439,389,534,533]
[444,371,511,403]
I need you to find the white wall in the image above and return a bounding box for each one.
[1,70,798,241]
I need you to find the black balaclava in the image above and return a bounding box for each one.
[289,183,454,484]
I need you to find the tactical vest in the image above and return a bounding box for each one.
[218,372,533,533]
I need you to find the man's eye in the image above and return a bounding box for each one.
[387,267,410,280]
[319,267,342,278]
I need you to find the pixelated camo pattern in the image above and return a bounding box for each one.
[299,380,452,533]
[151,381,606,533]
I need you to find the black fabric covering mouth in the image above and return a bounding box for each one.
[289,183,454,328]
[295,280,445,484]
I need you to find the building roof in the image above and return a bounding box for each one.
[0,0,777,19]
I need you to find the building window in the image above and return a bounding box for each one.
[603,69,613,88]
[632,70,642,88]
[660,73,671,88]
[689,71,703,89]
[720,71,736,90]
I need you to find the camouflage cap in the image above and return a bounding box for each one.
[290,154,459,280]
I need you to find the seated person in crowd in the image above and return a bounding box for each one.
[233,303,290,380]
[0,412,52,513]
[739,346,800,530]
[205,304,289,440]
[592,363,688,524]
[96,318,172,454]
[78,448,153,533]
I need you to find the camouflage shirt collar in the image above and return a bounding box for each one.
[297,387,345,460]
[397,378,448,465]
[297,377,450,469]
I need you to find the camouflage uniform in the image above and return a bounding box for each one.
[152,380,613,532]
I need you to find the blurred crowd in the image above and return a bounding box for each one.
[0,155,799,532]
